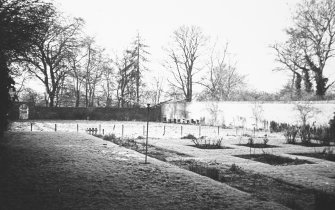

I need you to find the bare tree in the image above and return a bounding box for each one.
[17,15,84,107]
[100,58,114,107]
[68,39,87,107]
[294,102,320,143]
[251,103,264,130]
[199,42,245,101]
[81,37,105,107]
[294,102,320,128]
[152,75,164,104]
[165,25,207,102]
[141,75,164,105]
[272,39,313,97]
[273,0,335,98]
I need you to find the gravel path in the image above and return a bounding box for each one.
[0,132,288,210]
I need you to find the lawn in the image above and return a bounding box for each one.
[5,120,335,209]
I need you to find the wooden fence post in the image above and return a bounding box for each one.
[55,124,57,132]
[122,124,124,138]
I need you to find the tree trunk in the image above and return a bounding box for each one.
[302,70,312,93]
[295,73,302,99]
[291,73,296,99]
[0,52,14,135]
[136,46,140,104]
[75,90,80,107]
[48,91,55,107]
[75,77,80,107]
[315,71,327,98]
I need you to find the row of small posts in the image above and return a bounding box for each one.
[29,122,222,137]
[162,117,200,125]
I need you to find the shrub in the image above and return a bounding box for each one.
[242,133,252,137]
[181,134,197,140]
[103,133,117,141]
[191,137,223,149]
[311,126,331,145]
[263,134,269,145]
[270,121,290,133]
[229,164,244,174]
[299,125,312,145]
[247,137,254,146]
[321,147,334,161]
[284,126,298,144]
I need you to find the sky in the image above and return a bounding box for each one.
[47,0,334,93]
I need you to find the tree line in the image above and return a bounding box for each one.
[1,0,335,135]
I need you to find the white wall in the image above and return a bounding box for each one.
[161,101,335,128]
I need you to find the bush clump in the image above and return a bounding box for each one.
[181,134,197,140]
[191,137,224,149]
[284,126,299,144]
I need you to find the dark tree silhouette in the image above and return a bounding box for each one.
[0,0,53,136]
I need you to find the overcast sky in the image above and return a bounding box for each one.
[49,0,334,93]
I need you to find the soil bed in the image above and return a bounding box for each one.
[292,152,335,162]
[235,154,313,166]
[287,142,333,147]
[101,135,191,161]
[236,144,279,148]
[188,145,233,149]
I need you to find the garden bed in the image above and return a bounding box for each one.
[235,154,313,166]
[99,134,192,161]
[188,145,233,149]
[291,152,335,162]
[169,159,332,210]
[236,144,279,148]
[287,142,333,147]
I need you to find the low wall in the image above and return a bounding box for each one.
[10,103,161,122]
[161,101,335,128]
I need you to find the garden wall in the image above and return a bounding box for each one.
[161,101,335,128]
[10,103,161,122]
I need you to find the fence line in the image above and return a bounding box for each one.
[25,121,270,139]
